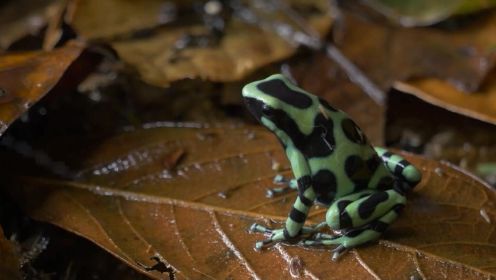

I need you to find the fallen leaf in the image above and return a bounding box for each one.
[5,124,496,279]
[0,42,83,136]
[0,0,56,50]
[0,227,21,280]
[394,72,496,126]
[67,0,190,40]
[385,78,496,185]
[68,0,332,86]
[364,0,496,27]
[336,8,496,93]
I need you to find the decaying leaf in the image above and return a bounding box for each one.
[67,0,332,86]
[0,42,83,136]
[364,0,496,27]
[5,125,496,279]
[336,9,496,93]
[0,227,21,280]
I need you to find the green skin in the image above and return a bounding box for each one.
[242,74,422,260]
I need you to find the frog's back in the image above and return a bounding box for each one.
[307,102,393,204]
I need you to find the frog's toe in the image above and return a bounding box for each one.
[266,186,291,198]
[254,240,265,250]
[273,174,285,184]
[254,238,279,250]
[331,245,348,262]
[314,232,335,240]
[253,229,287,250]
[249,223,271,234]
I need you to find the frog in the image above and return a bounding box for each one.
[242,74,422,260]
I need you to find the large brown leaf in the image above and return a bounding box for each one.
[0,42,83,135]
[6,125,496,279]
[67,0,332,86]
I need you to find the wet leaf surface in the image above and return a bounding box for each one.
[364,0,496,26]
[5,125,496,279]
[68,0,332,86]
[336,8,496,93]
[0,42,83,136]
[0,227,21,279]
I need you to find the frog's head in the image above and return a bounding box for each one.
[242,74,317,144]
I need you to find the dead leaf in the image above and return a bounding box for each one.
[0,227,21,280]
[5,125,496,279]
[67,0,191,40]
[336,8,496,93]
[394,72,496,126]
[0,42,83,136]
[364,0,496,27]
[0,0,56,50]
[386,78,496,185]
[68,0,332,86]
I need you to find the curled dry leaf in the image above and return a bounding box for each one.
[5,124,496,279]
[394,73,496,126]
[0,42,83,136]
[68,0,332,86]
[337,9,496,93]
[0,227,21,280]
[387,75,496,181]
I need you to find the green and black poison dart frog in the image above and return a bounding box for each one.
[242,74,422,260]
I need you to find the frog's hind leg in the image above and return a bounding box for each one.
[374,147,422,193]
[301,188,406,259]
[302,207,401,261]
[325,189,406,231]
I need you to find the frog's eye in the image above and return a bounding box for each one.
[261,104,275,117]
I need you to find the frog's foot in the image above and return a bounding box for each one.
[266,175,297,198]
[250,222,326,236]
[300,234,349,261]
[249,222,327,250]
[249,224,289,249]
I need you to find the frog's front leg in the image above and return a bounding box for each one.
[303,189,406,260]
[266,175,298,197]
[251,179,317,249]
[250,149,316,248]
